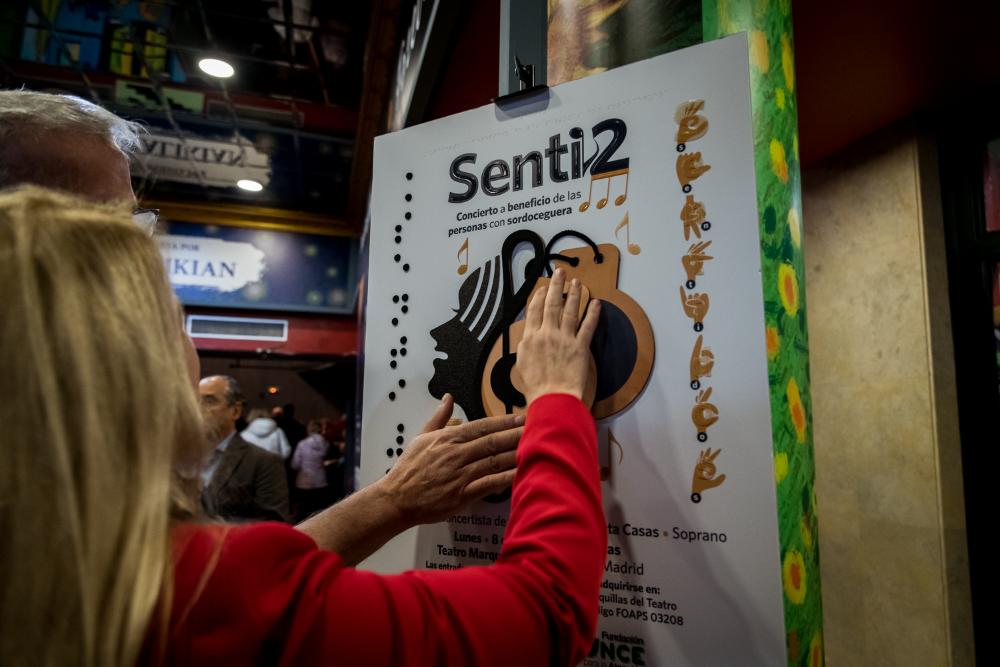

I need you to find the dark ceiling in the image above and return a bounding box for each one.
[6,1,999,224]
[0,0,377,219]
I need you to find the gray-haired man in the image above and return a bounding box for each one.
[199,375,290,523]
[0,89,140,205]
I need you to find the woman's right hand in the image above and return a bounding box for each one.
[515,268,601,406]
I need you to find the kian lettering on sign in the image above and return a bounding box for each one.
[158,235,266,292]
[165,258,237,279]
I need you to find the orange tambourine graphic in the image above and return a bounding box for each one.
[480,231,654,421]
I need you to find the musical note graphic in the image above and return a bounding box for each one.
[613,213,641,255]
[679,286,710,331]
[600,430,625,481]
[692,387,719,442]
[680,195,709,241]
[690,448,726,503]
[682,241,713,288]
[457,237,469,275]
[674,100,709,145]
[676,152,711,192]
[579,168,629,212]
[689,334,714,390]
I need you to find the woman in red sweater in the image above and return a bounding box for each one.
[0,188,605,666]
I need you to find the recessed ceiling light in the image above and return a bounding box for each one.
[198,57,235,78]
[237,179,263,192]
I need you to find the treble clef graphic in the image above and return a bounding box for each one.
[471,231,546,503]
[482,230,547,414]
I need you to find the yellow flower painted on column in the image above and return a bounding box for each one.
[793,132,799,162]
[787,376,807,443]
[770,138,788,183]
[800,514,813,551]
[766,325,781,359]
[788,206,801,247]
[774,451,789,483]
[809,632,824,667]
[782,550,807,604]
[778,262,799,316]
[775,87,786,109]
[781,33,795,92]
[750,30,769,72]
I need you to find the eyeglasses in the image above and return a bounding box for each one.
[132,208,159,236]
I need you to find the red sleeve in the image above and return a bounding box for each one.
[165,394,605,667]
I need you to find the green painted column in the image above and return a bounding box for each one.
[704,2,824,665]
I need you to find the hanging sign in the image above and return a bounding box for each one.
[159,221,357,314]
[362,35,786,665]
[134,132,271,189]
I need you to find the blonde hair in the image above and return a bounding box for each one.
[0,187,204,666]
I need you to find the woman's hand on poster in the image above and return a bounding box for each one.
[516,268,601,405]
[383,394,523,526]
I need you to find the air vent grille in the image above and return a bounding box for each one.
[187,315,288,341]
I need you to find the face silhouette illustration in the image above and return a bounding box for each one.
[427,255,505,421]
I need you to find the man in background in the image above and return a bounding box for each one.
[200,375,289,522]
[0,89,139,203]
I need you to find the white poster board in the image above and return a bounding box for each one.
[362,35,786,665]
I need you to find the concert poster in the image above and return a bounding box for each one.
[362,35,787,665]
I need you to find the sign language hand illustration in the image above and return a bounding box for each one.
[690,448,726,503]
[675,99,709,146]
[676,152,711,192]
[692,387,719,442]
[680,194,710,241]
[680,286,710,331]
[689,334,714,390]
[682,240,714,288]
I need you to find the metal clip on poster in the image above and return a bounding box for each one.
[493,55,549,107]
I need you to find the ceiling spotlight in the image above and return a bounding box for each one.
[237,179,263,192]
[198,57,235,78]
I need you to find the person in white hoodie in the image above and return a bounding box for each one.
[241,408,292,459]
